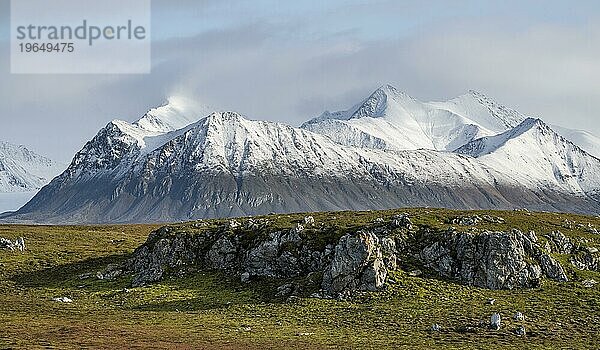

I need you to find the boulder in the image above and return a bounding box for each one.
[391,213,412,229]
[52,297,73,303]
[322,231,387,295]
[582,279,597,288]
[490,313,501,330]
[539,254,568,282]
[240,272,250,283]
[545,231,573,254]
[304,216,315,225]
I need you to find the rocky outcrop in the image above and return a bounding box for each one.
[418,230,547,289]
[125,216,589,296]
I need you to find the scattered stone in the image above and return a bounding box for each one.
[487,298,496,305]
[450,216,481,226]
[0,237,25,251]
[295,332,315,336]
[515,325,526,336]
[582,279,597,288]
[14,237,25,251]
[296,222,306,232]
[513,312,525,321]
[240,272,250,283]
[96,263,123,280]
[304,216,315,225]
[286,295,300,303]
[229,219,241,229]
[391,213,412,229]
[78,272,95,280]
[482,215,505,224]
[431,324,442,332]
[407,269,422,277]
[490,313,501,330]
[52,297,73,303]
[374,217,385,224]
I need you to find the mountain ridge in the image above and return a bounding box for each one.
[5,86,600,223]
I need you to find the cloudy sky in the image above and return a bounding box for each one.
[0,0,599,162]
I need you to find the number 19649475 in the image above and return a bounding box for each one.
[19,42,74,53]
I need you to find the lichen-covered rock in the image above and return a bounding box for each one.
[419,230,544,289]
[207,236,238,269]
[450,216,481,226]
[96,263,123,280]
[391,213,412,229]
[545,231,574,254]
[570,248,600,271]
[321,231,387,295]
[539,254,568,282]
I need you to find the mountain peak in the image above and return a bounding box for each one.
[455,117,566,159]
[375,84,399,94]
[133,96,215,133]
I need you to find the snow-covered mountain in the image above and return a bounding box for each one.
[456,118,600,195]
[301,85,525,152]
[302,85,600,158]
[6,87,600,223]
[0,141,65,213]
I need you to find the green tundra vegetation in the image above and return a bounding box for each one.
[1,208,599,349]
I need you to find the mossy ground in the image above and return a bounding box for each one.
[1,208,600,349]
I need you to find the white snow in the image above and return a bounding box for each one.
[302,85,523,152]
[552,125,600,159]
[111,95,216,152]
[456,118,600,194]
[134,95,216,133]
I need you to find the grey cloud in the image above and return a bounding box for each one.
[0,3,599,162]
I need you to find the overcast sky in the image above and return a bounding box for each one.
[0,0,599,162]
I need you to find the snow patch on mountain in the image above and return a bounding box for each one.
[552,125,600,159]
[427,90,525,132]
